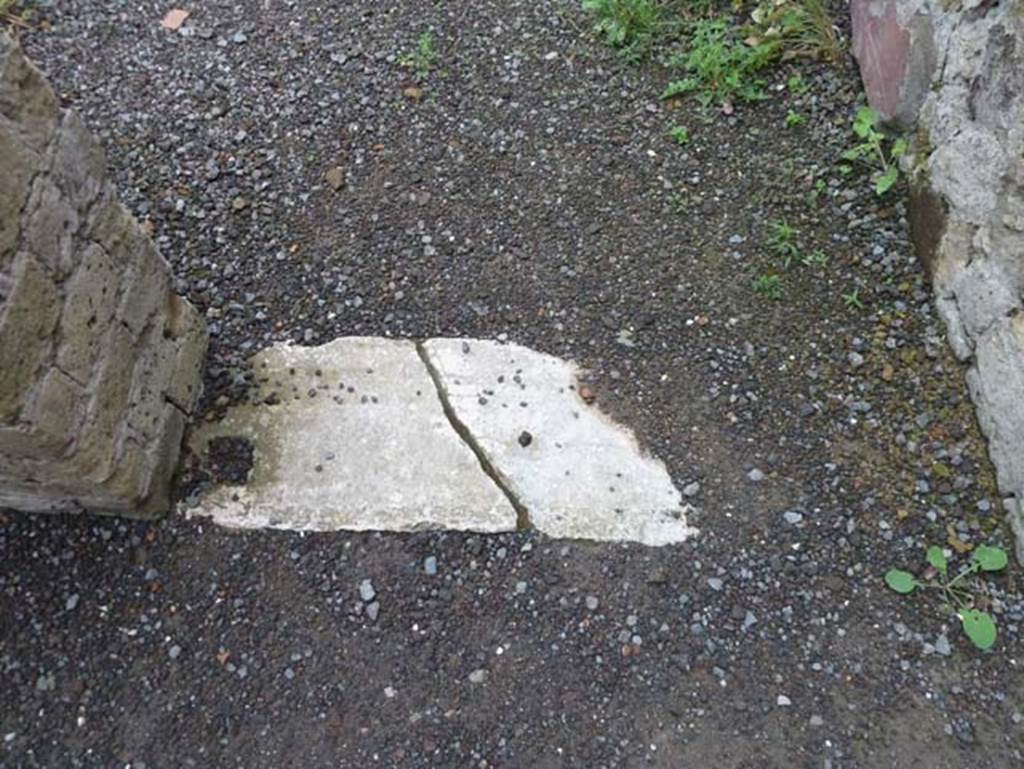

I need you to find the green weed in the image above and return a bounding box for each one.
[787,72,810,95]
[805,177,827,207]
[667,192,689,214]
[785,109,806,127]
[840,106,908,196]
[400,31,437,78]
[767,219,800,269]
[668,124,690,145]
[663,17,777,108]
[582,0,667,60]
[753,273,783,300]
[800,248,828,267]
[842,287,864,310]
[886,544,1008,651]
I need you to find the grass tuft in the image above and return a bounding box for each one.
[744,0,844,64]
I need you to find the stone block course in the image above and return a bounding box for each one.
[0,33,207,518]
[54,242,119,384]
[0,120,37,264]
[0,33,58,149]
[0,254,60,422]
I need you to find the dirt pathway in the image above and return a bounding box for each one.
[2,1,1022,766]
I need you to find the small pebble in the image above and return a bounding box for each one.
[35,674,54,692]
[359,579,375,602]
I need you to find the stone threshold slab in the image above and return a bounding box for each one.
[188,337,695,546]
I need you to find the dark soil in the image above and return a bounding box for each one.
[204,437,255,486]
[2,1,1023,767]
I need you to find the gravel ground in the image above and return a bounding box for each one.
[3,1,1024,766]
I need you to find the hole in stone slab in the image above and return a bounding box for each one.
[206,436,255,486]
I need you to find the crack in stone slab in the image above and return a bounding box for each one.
[421,338,695,546]
[416,340,531,531]
[188,337,695,546]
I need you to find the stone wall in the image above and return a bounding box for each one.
[852,1,1024,559]
[0,34,207,517]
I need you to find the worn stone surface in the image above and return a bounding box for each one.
[0,34,207,517]
[190,338,518,533]
[969,314,1024,556]
[421,339,695,546]
[852,1,1024,559]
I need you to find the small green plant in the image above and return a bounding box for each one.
[801,248,828,267]
[840,106,908,196]
[842,287,864,310]
[806,177,828,206]
[663,17,778,108]
[582,0,667,60]
[787,72,810,95]
[668,124,690,146]
[886,544,1008,650]
[766,218,800,269]
[400,31,437,78]
[785,109,806,127]
[753,273,782,300]
[667,192,689,214]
